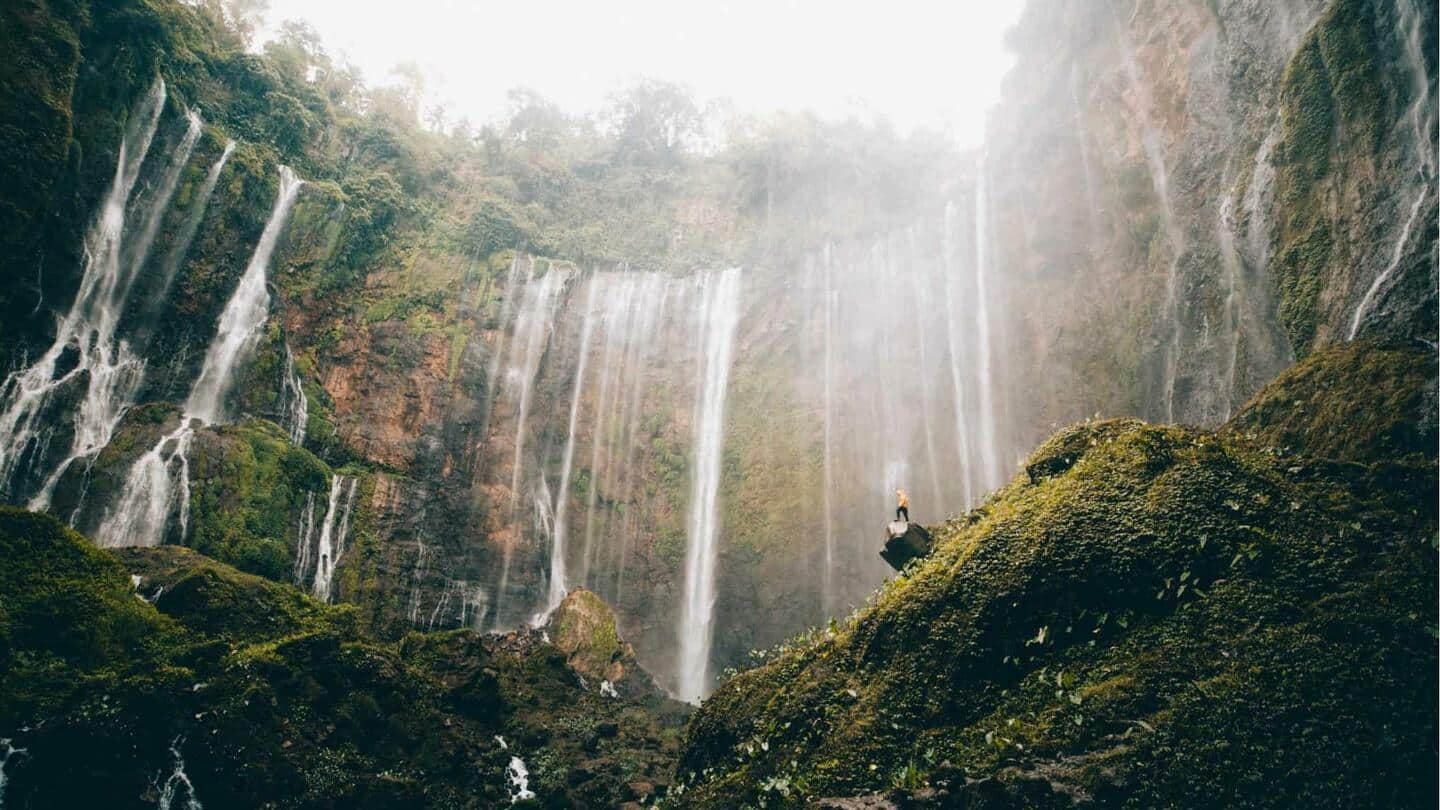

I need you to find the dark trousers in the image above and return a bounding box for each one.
[896,506,909,522]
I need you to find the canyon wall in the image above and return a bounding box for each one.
[0,0,1432,699]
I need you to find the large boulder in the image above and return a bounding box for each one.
[879,522,933,571]
[547,587,636,686]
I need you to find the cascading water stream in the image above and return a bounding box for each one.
[491,264,569,628]
[543,277,599,617]
[95,167,305,548]
[292,490,318,583]
[186,167,306,424]
[1115,13,1186,423]
[280,342,308,445]
[941,202,976,508]
[156,737,202,810]
[311,475,358,602]
[0,80,167,500]
[904,229,945,512]
[1348,0,1436,341]
[972,162,1003,490]
[30,107,205,511]
[578,277,638,588]
[0,738,26,807]
[821,248,837,613]
[676,267,742,703]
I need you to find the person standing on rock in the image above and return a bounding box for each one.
[895,489,910,523]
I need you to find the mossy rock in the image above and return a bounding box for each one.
[0,510,684,808]
[548,587,631,684]
[1225,339,1437,466]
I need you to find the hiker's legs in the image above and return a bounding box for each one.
[897,506,909,522]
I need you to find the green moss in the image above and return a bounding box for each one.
[550,588,627,682]
[1,509,682,807]
[186,419,332,580]
[1271,0,1388,354]
[1225,339,1437,465]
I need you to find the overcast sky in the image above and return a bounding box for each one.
[259,0,1026,146]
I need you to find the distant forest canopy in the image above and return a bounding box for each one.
[168,0,963,268]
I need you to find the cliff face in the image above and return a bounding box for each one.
[984,0,1435,450]
[0,0,1433,704]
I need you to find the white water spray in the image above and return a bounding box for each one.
[95,168,305,548]
[0,80,168,501]
[279,343,308,445]
[676,267,742,703]
[545,276,599,615]
[311,475,358,602]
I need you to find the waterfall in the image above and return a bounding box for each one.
[156,737,202,810]
[0,80,167,501]
[186,167,305,423]
[279,343,308,445]
[578,276,640,589]
[457,581,489,629]
[820,248,837,613]
[408,540,431,624]
[292,490,318,583]
[972,163,1003,490]
[1115,14,1186,422]
[676,267,742,704]
[506,756,536,803]
[95,167,305,548]
[1348,0,1436,341]
[312,475,358,602]
[544,276,599,616]
[941,202,977,507]
[1070,63,1102,232]
[905,229,945,512]
[599,274,669,605]
[491,263,569,628]
[0,738,25,807]
[32,108,206,511]
[477,252,524,472]
[1348,185,1431,340]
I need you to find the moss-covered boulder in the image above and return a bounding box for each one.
[1224,339,1437,466]
[0,508,683,808]
[549,587,632,685]
[673,411,1436,807]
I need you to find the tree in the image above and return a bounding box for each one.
[604,79,700,165]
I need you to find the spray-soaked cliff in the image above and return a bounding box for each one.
[985,0,1436,446]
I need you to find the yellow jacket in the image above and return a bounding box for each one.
[896,491,910,509]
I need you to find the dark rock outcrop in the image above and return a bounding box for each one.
[880,523,934,572]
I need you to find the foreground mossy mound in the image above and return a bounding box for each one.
[675,396,1436,805]
[0,511,683,808]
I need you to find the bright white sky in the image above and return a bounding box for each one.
[259,0,1026,146]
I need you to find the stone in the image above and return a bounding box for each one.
[879,523,933,571]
